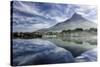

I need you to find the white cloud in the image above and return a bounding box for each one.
[12,1,97,32]
[75,5,97,23]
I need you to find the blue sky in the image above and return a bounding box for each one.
[12,1,97,32]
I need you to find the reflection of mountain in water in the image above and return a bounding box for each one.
[38,13,97,32]
[12,39,97,66]
[44,37,96,57]
[61,36,97,45]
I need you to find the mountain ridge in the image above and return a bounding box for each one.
[37,13,97,32]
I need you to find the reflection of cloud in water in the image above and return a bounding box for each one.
[12,39,97,66]
[12,39,74,66]
[75,48,97,62]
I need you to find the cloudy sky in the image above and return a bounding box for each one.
[12,1,97,32]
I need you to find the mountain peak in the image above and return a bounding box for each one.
[66,13,86,22]
[37,13,97,32]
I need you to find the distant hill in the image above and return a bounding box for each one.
[37,13,97,32]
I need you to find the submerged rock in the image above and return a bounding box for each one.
[12,39,74,66]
